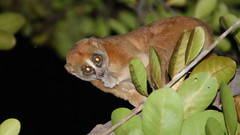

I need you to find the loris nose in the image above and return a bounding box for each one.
[97,69,105,78]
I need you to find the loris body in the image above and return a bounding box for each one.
[65,16,213,106]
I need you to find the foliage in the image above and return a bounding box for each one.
[177,72,218,119]
[111,22,240,134]
[0,0,240,58]
[220,83,238,135]
[129,58,148,97]
[220,14,240,44]
[142,88,183,135]
[111,76,238,135]
[0,118,21,135]
[181,110,226,135]
[149,47,162,89]
[191,56,237,86]
[205,117,226,135]
[168,27,206,78]
[0,12,25,50]
[169,29,190,78]
[111,108,143,135]
[185,26,205,65]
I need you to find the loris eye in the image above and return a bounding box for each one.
[92,54,103,67]
[82,66,94,75]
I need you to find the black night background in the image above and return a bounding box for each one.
[0,35,132,135]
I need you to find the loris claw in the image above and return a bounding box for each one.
[65,16,213,107]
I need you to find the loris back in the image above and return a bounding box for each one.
[65,16,212,106]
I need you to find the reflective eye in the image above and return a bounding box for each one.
[92,54,102,67]
[82,66,94,75]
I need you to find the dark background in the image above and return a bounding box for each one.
[0,35,133,135]
[1,1,240,135]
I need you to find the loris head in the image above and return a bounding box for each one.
[65,38,109,81]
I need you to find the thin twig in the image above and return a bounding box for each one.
[157,0,177,16]
[99,19,240,135]
[136,0,146,25]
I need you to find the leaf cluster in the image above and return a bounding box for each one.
[0,0,240,58]
[0,118,21,135]
[0,12,25,50]
[112,81,239,135]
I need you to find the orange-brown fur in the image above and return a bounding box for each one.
[65,16,213,106]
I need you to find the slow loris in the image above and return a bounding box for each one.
[65,16,213,107]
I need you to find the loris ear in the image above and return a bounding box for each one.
[75,38,89,45]
[88,37,103,48]
[137,53,149,67]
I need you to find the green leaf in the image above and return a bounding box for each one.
[220,14,240,31]
[126,129,144,135]
[215,36,232,53]
[205,118,225,135]
[142,88,183,135]
[236,123,240,135]
[95,17,110,37]
[53,28,75,59]
[181,110,227,135]
[210,3,229,32]
[0,118,21,135]
[169,29,191,78]
[109,18,128,34]
[185,26,205,65]
[190,56,236,86]
[78,16,94,34]
[166,0,187,7]
[220,14,240,44]
[119,10,137,29]
[177,72,218,119]
[149,47,161,89]
[53,18,79,59]
[129,58,148,97]
[111,108,143,135]
[32,31,50,45]
[220,0,240,5]
[0,12,25,34]
[194,0,218,19]
[0,30,16,50]
[171,75,186,90]
[220,83,238,135]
